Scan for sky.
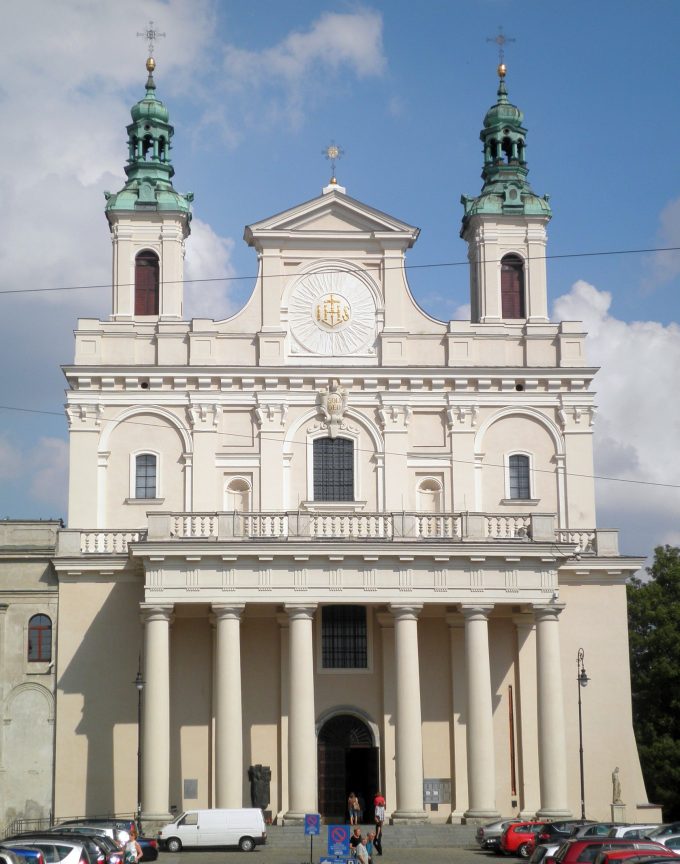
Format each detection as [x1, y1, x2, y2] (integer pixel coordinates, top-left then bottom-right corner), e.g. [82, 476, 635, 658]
[1, 0, 679, 566]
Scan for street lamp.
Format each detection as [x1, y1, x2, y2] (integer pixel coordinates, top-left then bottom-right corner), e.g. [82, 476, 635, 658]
[576, 648, 590, 820]
[134, 659, 145, 829]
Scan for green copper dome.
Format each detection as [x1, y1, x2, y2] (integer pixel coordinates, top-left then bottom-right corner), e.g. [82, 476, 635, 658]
[461, 69, 550, 233]
[105, 58, 193, 220]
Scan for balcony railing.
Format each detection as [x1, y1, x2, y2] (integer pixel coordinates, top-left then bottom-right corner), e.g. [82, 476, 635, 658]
[57, 512, 618, 557]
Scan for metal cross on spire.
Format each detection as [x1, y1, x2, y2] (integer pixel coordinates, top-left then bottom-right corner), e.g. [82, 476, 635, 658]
[322, 141, 344, 184]
[137, 20, 166, 57]
[487, 25, 515, 65]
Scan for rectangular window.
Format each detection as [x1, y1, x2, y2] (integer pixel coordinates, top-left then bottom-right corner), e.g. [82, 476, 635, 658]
[322, 605, 367, 669]
[135, 453, 157, 499]
[509, 454, 531, 499]
[313, 437, 354, 502]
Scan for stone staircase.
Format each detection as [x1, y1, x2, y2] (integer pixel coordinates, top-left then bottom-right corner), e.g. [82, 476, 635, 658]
[264, 824, 478, 849]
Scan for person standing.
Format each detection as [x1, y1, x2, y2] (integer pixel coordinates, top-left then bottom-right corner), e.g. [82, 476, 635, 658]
[373, 791, 385, 856]
[355, 835, 369, 864]
[348, 791, 359, 825]
[123, 827, 143, 864]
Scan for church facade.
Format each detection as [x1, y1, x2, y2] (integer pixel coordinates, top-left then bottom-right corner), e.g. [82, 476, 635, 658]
[53, 57, 655, 825]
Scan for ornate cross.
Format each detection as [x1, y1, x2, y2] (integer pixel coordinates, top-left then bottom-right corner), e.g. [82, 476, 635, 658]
[322, 141, 344, 183]
[137, 20, 166, 57]
[487, 26, 515, 65]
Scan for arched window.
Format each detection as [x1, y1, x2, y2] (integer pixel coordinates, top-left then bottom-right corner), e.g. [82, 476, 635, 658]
[135, 453, 157, 499]
[501, 254, 525, 319]
[509, 454, 531, 500]
[226, 477, 251, 511]
[313, 437, 354, 502]
[28, 614, 52, 662]
[135, 250, 159, 316]
[417, 478, 443, 513]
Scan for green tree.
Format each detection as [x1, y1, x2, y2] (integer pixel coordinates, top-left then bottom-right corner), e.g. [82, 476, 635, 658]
[627, 545, 680, 820]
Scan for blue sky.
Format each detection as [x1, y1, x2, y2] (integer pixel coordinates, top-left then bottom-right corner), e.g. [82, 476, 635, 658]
[1, 0, 679, 563]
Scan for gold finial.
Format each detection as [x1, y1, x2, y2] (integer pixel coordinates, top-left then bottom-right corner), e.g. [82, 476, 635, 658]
[323, 141, 344, 185]
[146, 56, 156, 73]
[497, 62, 506, 79]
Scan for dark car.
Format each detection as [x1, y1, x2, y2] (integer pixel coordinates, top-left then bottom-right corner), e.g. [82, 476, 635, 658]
[537, 823, 598, 846]
[0, 849, 45, 864]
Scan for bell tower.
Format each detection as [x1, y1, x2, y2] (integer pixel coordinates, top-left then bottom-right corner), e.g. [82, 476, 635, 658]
[104, 55, 192, 320]
[461, 64, 551, 324]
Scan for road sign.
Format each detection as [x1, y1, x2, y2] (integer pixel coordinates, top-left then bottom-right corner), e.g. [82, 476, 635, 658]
[328, 824, 350, 858]
[304, 813, 321, 836]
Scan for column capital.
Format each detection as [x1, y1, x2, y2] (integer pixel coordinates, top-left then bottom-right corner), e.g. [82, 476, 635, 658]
[445, 612, 464, 629]
[534, 603, 565, 623]
[376, 612, 394, 629]
[140, 604, 174, 624]
[285, 603, 317, 621]
[212, 603, 245, 621]
[460, 603, 494, 621]
[389, 603, 422, 622]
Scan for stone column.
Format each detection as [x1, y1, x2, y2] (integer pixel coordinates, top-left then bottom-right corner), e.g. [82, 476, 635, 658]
[284, 604, 317, 822]
[446, 614, 468, 821]
[535, 605, 571, 817]
[276, 613, 290, 822]
[513, 614, 540, 817]
[213, 604, 245, 808]
[141, 604, 173, 820]
[391, 604, 427, 822]
[377, 613, 397, 814]
[462, 604, 500, 820]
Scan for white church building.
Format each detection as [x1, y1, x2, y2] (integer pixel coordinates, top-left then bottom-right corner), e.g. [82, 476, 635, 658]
[52, 56, 656, 826]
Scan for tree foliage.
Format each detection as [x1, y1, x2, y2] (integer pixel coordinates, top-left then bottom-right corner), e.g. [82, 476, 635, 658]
[627, 545, 680, 820]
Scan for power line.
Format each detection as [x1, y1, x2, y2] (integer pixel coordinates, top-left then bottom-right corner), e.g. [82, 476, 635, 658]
[1, 402, 679, 491]
[1, 245, 679, 297]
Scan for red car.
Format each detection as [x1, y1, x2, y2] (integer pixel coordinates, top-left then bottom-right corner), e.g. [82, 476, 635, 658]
[545, 838, 668, 864]
[593, 849, 677, 864]
[501, 822, 549, 858]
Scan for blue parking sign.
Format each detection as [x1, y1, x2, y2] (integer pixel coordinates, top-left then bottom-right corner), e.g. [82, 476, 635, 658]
[304, 813, 321, 835]
[328, 824, 350, 857]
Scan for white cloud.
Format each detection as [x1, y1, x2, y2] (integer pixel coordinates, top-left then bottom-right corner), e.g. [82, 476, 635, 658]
[553, 280, 680, 557]
[184, 218, 237, 320]
[0, 437, 23, 481]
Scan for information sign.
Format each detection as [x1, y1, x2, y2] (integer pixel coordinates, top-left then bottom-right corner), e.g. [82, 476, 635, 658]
[327, 825, 350, 858]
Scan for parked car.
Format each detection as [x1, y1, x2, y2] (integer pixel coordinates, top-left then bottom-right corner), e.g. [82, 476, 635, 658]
[477, 820, 523, 852]
[0, 848, 45, 864]
[650, 836, 680, 853]
[593, 848, 677, 864]
[53, 825, 157, 862]
[647, 827, 680, 841]
[2, 838, 92, 864]
[546, 838, 668, 864]
[608, 828, 663, 841]
[46, 829, 122, 864]
[500, 822, 549, 858]
[158, 809, 267, 852]
[529, 843, 561, 864]
[537, 823, 598, 846]
[571, 826, 630, 840]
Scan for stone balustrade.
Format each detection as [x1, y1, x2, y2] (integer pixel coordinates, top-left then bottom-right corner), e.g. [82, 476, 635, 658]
[55, 513, 620, 557]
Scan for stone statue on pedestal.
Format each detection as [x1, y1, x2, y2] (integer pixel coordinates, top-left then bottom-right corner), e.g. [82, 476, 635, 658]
[248, 764, 271, 810]
[612, 767, 623, 804]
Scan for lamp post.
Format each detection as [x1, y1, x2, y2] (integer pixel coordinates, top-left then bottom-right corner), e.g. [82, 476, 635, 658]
[134, 660, 145, 829]
[576, 648, 590, 820]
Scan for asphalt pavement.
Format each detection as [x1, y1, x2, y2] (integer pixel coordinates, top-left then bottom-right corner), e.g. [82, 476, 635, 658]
[160, 846, 490, 864]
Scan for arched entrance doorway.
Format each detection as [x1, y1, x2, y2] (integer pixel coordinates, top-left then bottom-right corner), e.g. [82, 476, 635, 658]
[318, 714, 379, 823]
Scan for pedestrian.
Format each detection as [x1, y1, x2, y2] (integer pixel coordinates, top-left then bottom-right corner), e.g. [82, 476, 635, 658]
[348, 791, 359, 825]
[366, 831, 375, 864]
[123, 826, 143, 864]
[373, 791, 385, 856]
[355, 835, 369, 864]
[350, 826, 362, 855]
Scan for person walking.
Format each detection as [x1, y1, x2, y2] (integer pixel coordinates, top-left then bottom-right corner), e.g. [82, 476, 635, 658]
[348, 791, 360, 825]
[355, 835, 369, 864]
[373, 792, 385, 856]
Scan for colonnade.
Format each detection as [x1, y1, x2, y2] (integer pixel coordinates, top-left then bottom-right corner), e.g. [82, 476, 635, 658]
[139, 601, 570, 822]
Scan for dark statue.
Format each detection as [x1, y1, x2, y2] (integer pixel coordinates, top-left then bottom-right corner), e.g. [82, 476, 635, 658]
[248, 764, 271, 810]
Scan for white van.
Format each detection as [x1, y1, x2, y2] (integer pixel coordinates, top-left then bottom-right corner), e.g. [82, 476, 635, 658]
[159, 808, 267, 852]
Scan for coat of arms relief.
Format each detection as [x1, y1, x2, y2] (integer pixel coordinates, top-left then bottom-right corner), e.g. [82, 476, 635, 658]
[309, 381, 357, 438]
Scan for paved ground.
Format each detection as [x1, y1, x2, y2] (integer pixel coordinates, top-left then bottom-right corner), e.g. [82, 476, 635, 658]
[161, 846, 490, 864]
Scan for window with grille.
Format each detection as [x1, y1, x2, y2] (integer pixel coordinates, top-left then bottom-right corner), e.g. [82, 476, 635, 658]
[501, 254, 525, 319]
[313, 437, 354, 501]
[135, 250, 160, 315]
[509, 454, 531, 499]
[135, 453, 157, 499]
[28, 614, 52, 662]
[322, 606, 367, 669]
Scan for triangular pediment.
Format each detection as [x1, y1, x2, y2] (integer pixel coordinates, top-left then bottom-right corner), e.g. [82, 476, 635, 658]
[244, 188, 419, 246]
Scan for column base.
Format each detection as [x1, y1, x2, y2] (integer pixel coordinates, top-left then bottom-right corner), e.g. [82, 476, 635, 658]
[536, 808, 572, 819]
[282, 811, 309, 826]
[449, 810, 467, 824]
[463, 808, 501, 825]
[390, 809, 429, 824]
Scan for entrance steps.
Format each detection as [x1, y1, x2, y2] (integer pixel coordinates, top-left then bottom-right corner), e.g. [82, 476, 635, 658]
[264, 824, 477, 849]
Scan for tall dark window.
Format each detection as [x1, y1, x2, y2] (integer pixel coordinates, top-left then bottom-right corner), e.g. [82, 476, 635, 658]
[313, 437, 354, 501]
[28, 614, 52, 662]
[509, 454, 531, 500]
[135, 453, 157, 499]
[501, 254, 525, 319]
[135, 250, 160, 315]
[322, 606, 367, 669]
